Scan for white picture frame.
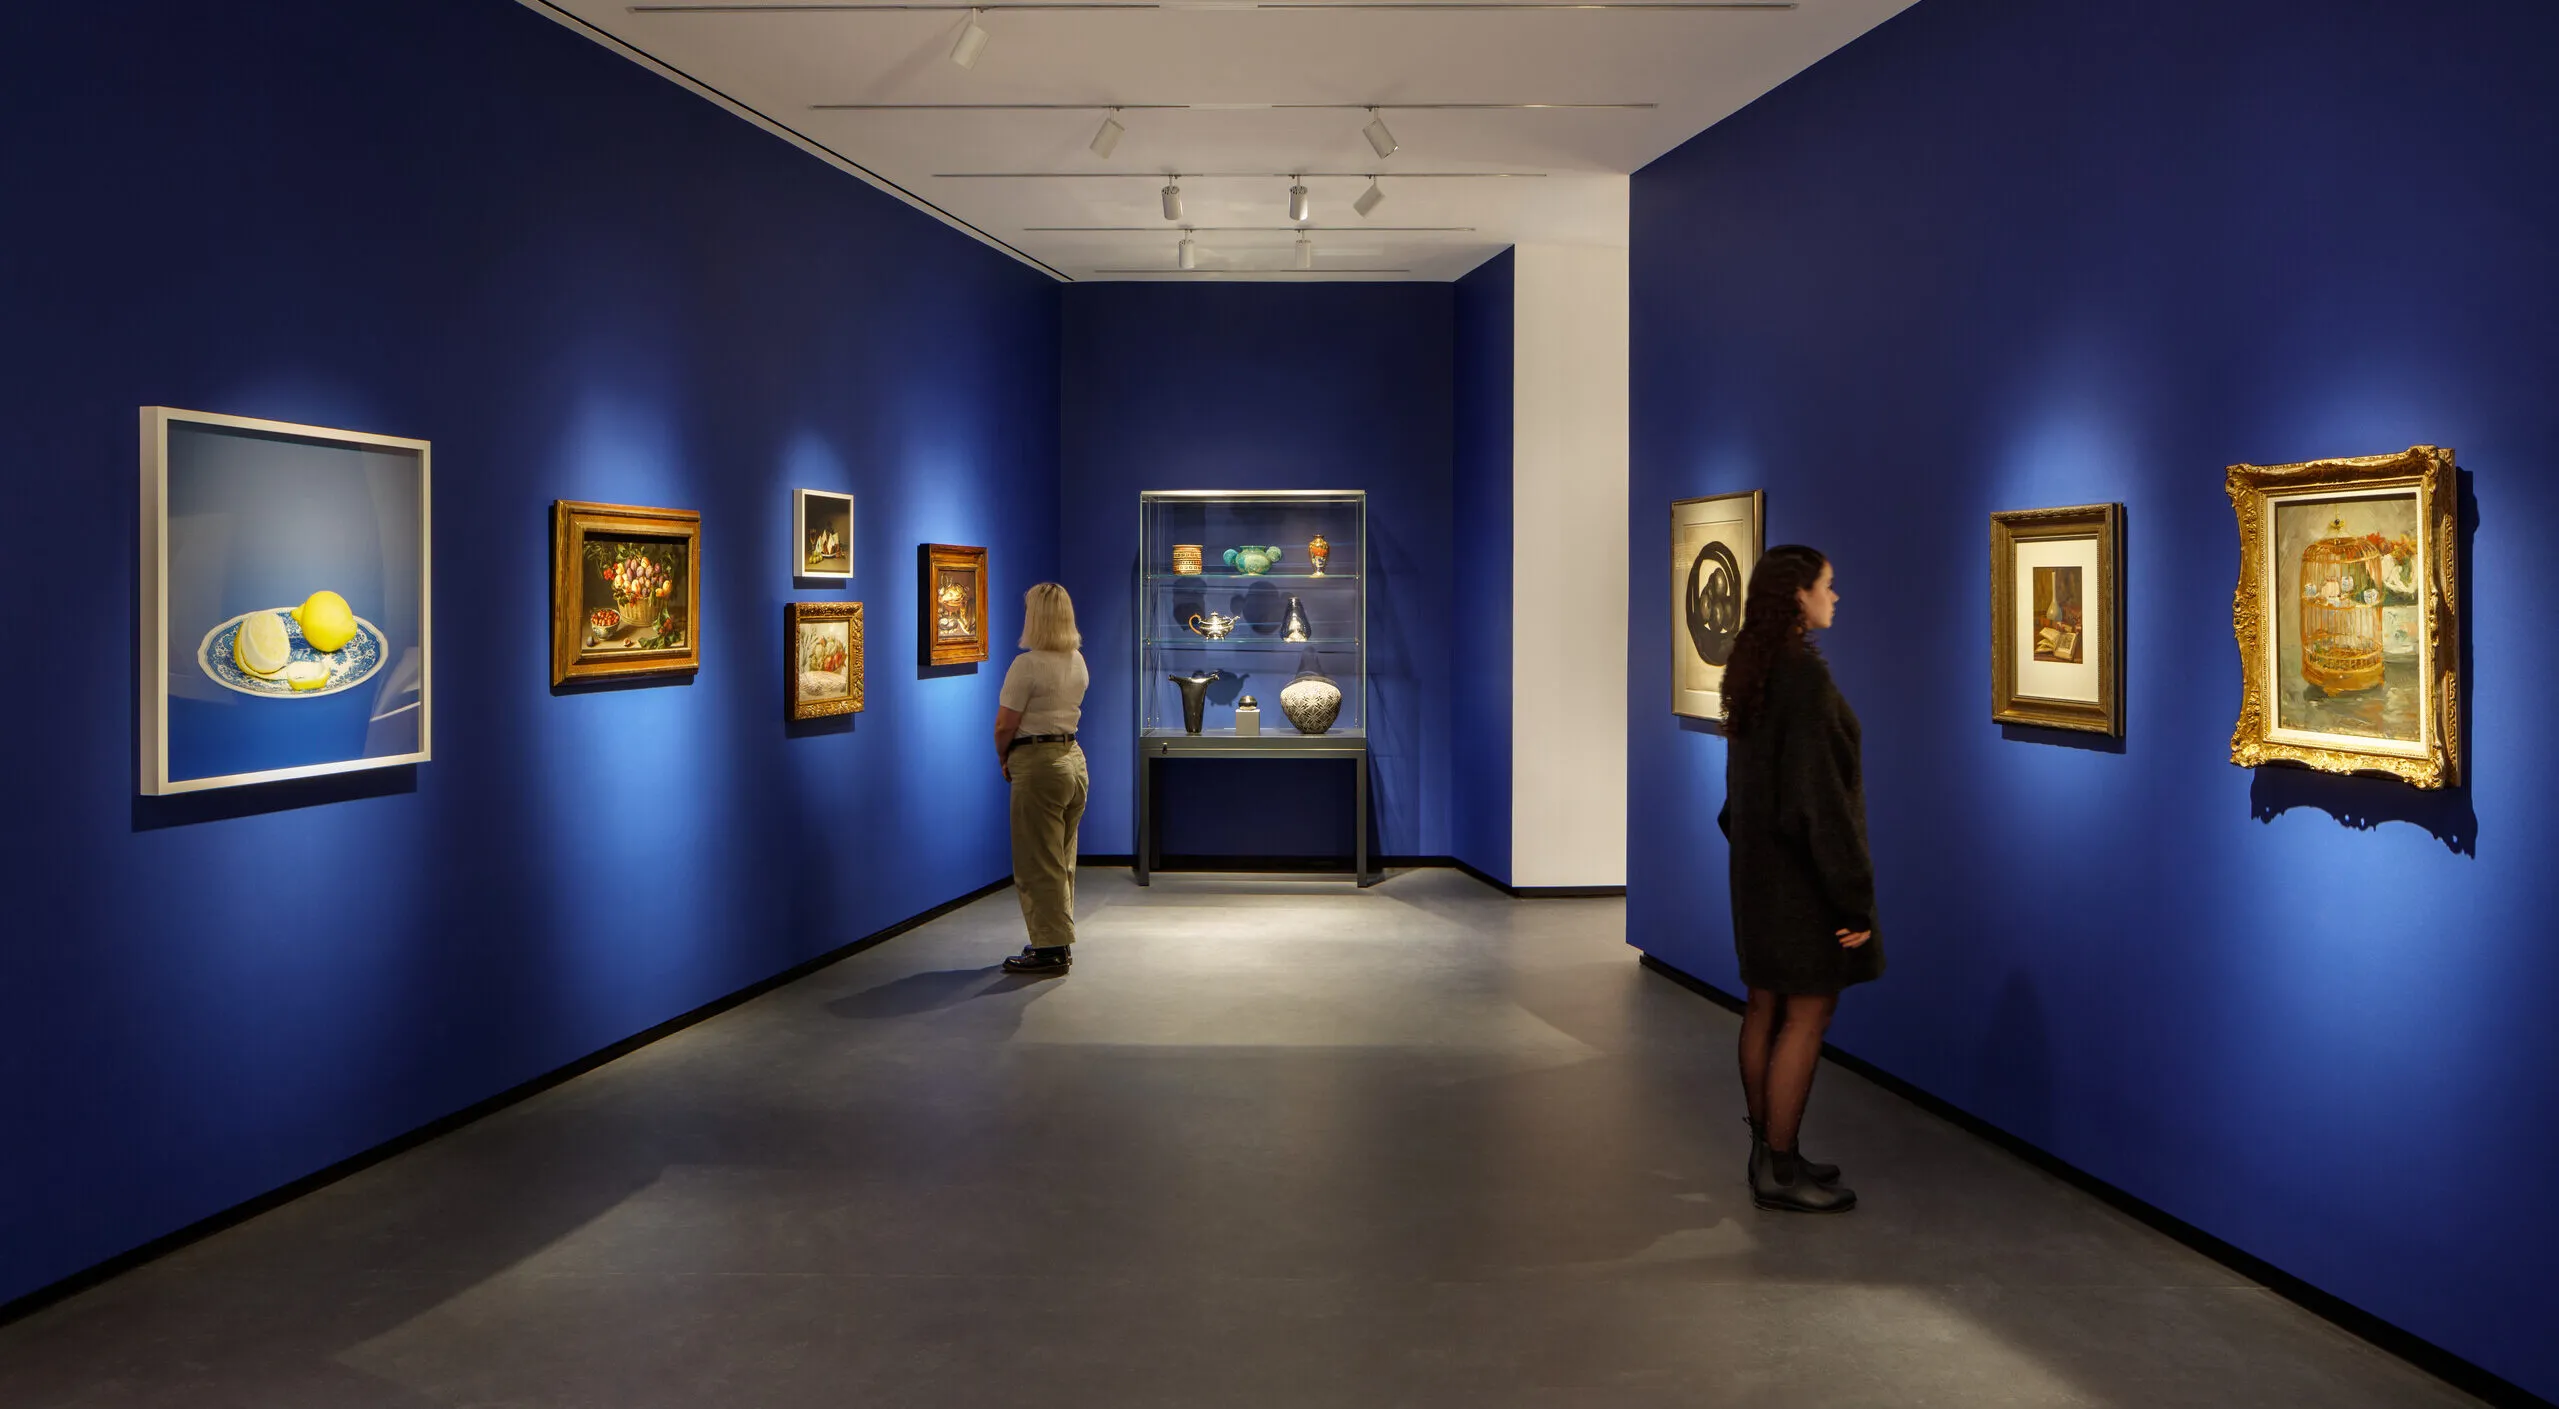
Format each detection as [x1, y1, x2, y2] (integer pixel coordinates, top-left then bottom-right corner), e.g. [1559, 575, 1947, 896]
[794, 488, 855, 581]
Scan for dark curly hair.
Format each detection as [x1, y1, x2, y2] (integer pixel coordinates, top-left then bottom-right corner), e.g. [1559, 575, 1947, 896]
[1720, 545, 1829, 737]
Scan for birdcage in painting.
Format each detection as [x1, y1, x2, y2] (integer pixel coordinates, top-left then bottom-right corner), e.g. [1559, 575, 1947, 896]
[2299, 520, 2386, 693]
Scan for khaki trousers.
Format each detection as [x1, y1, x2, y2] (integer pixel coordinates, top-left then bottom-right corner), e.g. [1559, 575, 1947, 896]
[1008, 741, 1088, 948]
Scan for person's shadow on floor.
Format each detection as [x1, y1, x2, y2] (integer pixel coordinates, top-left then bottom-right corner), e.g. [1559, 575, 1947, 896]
[825, 966, 1055, 1019]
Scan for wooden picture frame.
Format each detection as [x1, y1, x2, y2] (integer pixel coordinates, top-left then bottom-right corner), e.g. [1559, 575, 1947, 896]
[920, 543, 990, 666]
[2227, 446, 2458, 788]
[787, 600, 864, 720]
[1991, 503, 2123, 736]
[552, 501, 702, 685]
[1670, 490, 1763, 721]
[794, 488, 854, 581]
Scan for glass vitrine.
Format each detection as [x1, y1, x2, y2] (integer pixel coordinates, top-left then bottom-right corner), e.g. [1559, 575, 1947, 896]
[1136, 490, 1366, 740]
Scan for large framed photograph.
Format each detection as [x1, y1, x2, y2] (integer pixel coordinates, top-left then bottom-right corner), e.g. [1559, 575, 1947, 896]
[552, 501, 701, 685]
[794, 488, 853, 581]
[1991, 503, 2123, 736]
[139, 407, 431, 795]
[2228, 446, 2458, 788]
[1670, 491, 1763, 721]
[788, 601, 864, 720]
[921, 543, 989, 666]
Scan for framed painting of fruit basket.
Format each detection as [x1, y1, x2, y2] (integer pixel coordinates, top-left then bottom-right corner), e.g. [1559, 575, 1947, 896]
[787, 601, 864, 720]
[140, 407, 433, 796]
[2228, 445, 2459, 788]
[553, 501, 702, 685]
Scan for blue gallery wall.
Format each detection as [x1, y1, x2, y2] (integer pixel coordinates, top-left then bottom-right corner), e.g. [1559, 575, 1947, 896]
[1059, 283, 1455, 860]
[0, 0, 1058, 1307]
[1628, 0, 2556, 1397]
[1449, 253, 1515, 884]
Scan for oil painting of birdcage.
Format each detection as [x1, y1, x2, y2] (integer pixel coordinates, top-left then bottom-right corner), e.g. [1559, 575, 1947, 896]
[2227, 446, 2458, 789]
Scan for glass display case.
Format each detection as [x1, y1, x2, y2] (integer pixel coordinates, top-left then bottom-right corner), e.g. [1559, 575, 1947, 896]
[1134, 489, 1375, 885]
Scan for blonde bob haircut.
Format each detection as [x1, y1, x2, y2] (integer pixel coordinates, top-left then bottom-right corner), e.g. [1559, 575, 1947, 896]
[1019, 582, 1082, 652]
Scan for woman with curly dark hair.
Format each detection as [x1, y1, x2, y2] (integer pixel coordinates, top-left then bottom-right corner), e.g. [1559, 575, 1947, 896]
[1717, 544, 1879, 1214]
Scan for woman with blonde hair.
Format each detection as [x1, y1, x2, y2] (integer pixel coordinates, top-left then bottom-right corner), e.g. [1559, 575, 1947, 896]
[993, 582, 1090, 975]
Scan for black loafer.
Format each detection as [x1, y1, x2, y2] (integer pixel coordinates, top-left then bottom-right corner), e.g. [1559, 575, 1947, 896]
[1002, 946, 1071, 975]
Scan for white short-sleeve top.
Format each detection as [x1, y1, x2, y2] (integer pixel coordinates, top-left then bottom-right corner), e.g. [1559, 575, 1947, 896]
[999, 649, 1090, 736]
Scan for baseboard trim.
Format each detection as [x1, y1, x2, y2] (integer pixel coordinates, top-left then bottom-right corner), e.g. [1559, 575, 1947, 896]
[1074, 854, 1627, 899]
[1450, 857, 1626, 899]
[1636, 953, 2552, 1409]
[0, 875, 1015, 1330]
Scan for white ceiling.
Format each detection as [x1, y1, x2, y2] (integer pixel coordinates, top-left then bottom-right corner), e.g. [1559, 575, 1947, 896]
[532, 0, 1916, 281]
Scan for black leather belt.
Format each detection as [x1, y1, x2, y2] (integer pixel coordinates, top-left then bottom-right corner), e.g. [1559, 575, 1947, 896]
[1008, 732, 1078, 752]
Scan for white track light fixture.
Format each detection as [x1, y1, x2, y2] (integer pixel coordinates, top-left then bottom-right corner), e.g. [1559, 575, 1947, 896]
[948, 9, 990, 68]
[1363, 109, 1400, 159]
[1352, 176, 1385, 218]
[1296, 233, 1314, 270]
[1089, 109, 1125, 158]
[1288, 177, 1311, 223]
[1177, 234, 1196, 270]
[1161, 179, 1183, 221]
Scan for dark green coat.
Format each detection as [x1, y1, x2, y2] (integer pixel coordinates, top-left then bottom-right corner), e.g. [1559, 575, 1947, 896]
[1719, 651, 1883, 995]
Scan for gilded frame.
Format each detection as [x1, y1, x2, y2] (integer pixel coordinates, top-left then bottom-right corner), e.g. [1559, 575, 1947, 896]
[1990, 503, 2122, 736]
[2227, 445, 2458, 788]
[552, 500, 703, 685]
[787, 600, 865, 720]
[920, 543, 990, 666]
[1670, 489, 1764, 722]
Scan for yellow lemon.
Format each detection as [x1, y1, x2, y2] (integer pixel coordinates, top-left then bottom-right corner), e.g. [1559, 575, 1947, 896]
[234, 611, 292, 677]
[285, 662, 330, 691]
[292, 591, 358, 652]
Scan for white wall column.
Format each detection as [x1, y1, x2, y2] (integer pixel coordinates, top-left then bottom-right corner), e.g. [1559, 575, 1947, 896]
[1510, 235, 1630, 887]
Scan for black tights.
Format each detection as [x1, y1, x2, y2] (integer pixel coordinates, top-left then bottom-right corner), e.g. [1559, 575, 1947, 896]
[1738, 987, 1837, 1153]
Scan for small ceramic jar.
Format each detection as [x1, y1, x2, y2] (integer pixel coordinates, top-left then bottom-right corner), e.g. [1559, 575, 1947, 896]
[1171, 544, 1204, 575]
[1307, 534, 1331, 576]
[1234, 695, 1261, 736]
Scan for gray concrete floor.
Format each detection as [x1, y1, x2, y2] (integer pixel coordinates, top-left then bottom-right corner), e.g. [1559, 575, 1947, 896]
[0, 868, 2479, 1408]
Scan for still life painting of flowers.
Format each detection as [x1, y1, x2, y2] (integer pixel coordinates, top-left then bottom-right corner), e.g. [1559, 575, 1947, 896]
[2273, 494, 2423, 743]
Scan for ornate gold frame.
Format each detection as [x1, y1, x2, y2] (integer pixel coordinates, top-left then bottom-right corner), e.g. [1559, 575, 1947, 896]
[1990, 502, 2122, 736]
[920, 543, 990, 667]
[2227, 445, 2458, 788]
[787, 600, 865, 720]
[552, 501, 702, 685]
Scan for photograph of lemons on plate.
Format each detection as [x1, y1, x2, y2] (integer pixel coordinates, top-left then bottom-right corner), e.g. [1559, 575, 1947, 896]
[197, 589, 389, 699]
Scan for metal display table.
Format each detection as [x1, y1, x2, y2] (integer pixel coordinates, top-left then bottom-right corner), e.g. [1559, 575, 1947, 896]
[1133, 731, 1377, 887]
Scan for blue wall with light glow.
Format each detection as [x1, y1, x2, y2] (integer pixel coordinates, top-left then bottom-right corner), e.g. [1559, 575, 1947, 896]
[1627, 0, 2557, 1397]
[1059, 282, 1455, 862]
[0, 0, 1057, 1309]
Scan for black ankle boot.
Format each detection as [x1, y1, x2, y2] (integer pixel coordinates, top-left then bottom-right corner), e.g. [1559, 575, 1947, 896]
[1748, 1118, 1840, 1187]
[1752, 1148, 1856, 1214]
[1002, 945, 1071, 975]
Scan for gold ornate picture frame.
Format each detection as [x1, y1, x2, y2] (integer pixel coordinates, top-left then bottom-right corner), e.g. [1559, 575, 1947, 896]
[552, 501, 702, 685]
[920, 543, 989, 667]
[787, 601, 864, 720]
[2227, 446, 2458, 788]
[1991, 503, 2122, 736]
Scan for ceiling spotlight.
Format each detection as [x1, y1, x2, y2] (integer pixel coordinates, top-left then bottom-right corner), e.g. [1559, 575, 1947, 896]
[1352, 176, 1385, 218]
[1089, 109, 1125, 158]
[948, 9, 990, 68]
[1363, 109, 1399, 159]
[1177, 235, 1196, 270]
[1288, 177, 1310, 223]
[1161, 179, 1183, 221]
[1296, 233, 1314, 270]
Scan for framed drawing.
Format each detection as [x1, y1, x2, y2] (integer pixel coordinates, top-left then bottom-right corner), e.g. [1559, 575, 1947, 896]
[1991, 503, 2123, 736]
[794, 488, 853, 581]
[140, 408, 432, 795]
[921, 543, 989, 666]
[552, 501, 701, 685]
[787, 601, 864, 720]
[1670, 491, 1763, 721]
[2228, 446, 2458, 788]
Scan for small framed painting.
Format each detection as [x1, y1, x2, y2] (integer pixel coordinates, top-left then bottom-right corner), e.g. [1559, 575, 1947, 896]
[921, 543, 989, 666]
[1670, 491, 1763, 721]
[794, 488, 853, 580]
[1991, 503, 2123, 736]
[2227, 446, 2458, 788]
[552, 501, 701, 685]
[787, 601, 864, 720]
[139, 407, 432, 795]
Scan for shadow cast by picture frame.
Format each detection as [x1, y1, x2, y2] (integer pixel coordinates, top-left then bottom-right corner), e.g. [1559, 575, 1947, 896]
[550, 672, 695, 699]
[2248, 765, 2477, 856]
[133, 764, 417, 831]
[1999, 721, 2125, 755]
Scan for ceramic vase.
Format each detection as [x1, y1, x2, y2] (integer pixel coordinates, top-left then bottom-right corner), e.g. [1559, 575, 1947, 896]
[1171, 671, 1220, 733]
[1307, 535, 1331, 576]
[1171, 545, 1204, 575]
[1225, 545, 1282, 575]
[1279, 673, 1343, 735]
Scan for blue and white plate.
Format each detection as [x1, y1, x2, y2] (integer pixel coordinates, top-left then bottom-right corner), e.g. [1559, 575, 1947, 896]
[197, 608, 388, 699]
